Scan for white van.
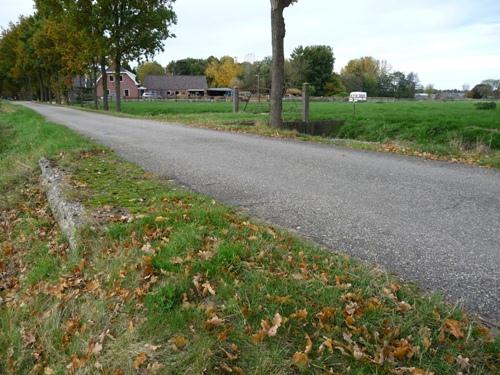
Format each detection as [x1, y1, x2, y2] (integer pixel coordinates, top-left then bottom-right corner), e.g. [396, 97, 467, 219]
[349, 92, 367, 102]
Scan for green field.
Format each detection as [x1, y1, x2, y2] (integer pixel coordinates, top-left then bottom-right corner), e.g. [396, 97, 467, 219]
[107, 100, 500, 166]
[118, 100, 500, 149]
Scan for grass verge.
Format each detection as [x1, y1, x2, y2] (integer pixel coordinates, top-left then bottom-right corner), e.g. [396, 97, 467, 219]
[1, 102, 498, 374]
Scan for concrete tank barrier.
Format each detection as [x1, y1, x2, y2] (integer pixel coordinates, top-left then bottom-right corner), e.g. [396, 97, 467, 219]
[39, 158, 89, 251]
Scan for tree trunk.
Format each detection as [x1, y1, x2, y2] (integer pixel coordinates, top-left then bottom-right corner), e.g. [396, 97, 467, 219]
[38, 74, 44, 102]
[92, 60, 99, 109]
[100, 55, 109, 111]
[114, 55, 121, 112]
[270, 0, 289, 128]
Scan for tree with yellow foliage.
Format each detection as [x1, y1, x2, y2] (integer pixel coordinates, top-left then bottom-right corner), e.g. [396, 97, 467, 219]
[205, 56, 243, 88]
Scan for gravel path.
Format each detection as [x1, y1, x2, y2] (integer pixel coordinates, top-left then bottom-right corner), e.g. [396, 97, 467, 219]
[21, 102, 500, 324]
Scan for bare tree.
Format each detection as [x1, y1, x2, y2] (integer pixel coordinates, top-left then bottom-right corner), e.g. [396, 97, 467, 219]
[270, 0, 297, 128]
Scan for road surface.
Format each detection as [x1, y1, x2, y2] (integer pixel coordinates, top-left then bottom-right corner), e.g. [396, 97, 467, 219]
[21, 102, 500, 324]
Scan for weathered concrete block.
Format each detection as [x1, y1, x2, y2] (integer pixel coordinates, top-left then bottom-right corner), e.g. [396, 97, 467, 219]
[39, 158, 88, 251]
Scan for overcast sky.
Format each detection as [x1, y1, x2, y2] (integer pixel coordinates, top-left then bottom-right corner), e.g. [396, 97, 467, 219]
[2, 0, 499, 89]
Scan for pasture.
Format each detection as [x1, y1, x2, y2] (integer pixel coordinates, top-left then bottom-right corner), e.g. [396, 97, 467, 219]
[119, 100, 499, 149]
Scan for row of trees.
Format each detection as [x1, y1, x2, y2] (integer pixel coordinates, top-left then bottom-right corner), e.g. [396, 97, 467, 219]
[157, 50, 420, 99]
[0, 0, 177, 112]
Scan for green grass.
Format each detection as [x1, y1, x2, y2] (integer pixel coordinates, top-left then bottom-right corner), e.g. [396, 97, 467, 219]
[87, 99, 500, 167]
[1, 102, 498, 374]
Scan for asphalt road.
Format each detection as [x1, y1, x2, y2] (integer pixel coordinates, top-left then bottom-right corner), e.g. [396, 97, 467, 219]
[21, 102, 500, 324]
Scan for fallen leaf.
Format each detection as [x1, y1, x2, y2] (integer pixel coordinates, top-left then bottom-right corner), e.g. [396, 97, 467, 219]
[304, 334, 313, 354]
[205, 315, 225, 329]
[221, 347, 238, 361]
[202, 281, 216, 296]
[85, 280, 100, 293]
[87, 341, 103, 356]
[292, 352, 309, 368]
[419, 327, 432, 350]
[267, 313, 282, 336]
[21, 328, 36, 347]
[456, 355, 470, 370]
[132, 352, 147, 369]
[170, 335, 188, 350]
[318, 337, 334, 354]
[146, 362, 166, 373]
[444, 319, 463, 339]
[290, 309, 308, 320]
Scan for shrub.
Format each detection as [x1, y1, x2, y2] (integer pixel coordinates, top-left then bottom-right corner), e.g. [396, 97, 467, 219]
[475, 102, 497, 110]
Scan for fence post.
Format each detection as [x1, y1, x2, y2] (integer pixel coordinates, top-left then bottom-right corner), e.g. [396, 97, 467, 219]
[233, 86, 239, 113]
[302, 83, 310, 123]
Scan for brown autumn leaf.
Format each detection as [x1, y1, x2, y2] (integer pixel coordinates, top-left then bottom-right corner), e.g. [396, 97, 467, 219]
[84, 279, 100, 293]
[251, 330, 267, 344]
[21, 328, 36, 347]
[419, 327, 432, 350]
[205, 315, 225, 330]
[169, 335, 188, 350]
[2, 242, 14, 256]
[318, 337, 334, 354]
[443, 319, 464, 339]
[290, 309, 308, 320]
[87, 341, 103, 357]
[267, 313, 282, 337]
[146, 362, 166, 374]
[292, 351, 309, 368]
[66, 355, 87, 372]
[392, 339, 415, 360]
[317, 307, 335, 324]
[202, 281, 216, 296]
[221, 347, 238, 361]
[132, 352, 147, 369]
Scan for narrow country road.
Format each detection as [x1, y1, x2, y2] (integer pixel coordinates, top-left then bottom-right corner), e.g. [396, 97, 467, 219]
[21, 102, 500, 324]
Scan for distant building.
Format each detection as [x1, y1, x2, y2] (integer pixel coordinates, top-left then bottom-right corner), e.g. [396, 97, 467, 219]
[206, 88, 233, 97]
[143, 75, 208, 98]
[415, 93, 430, 100]
[96, 68, 145, 99]
[435, 91, 466, 100]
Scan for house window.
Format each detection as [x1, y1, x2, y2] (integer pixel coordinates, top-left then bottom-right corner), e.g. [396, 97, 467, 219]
[124, 89, 129, 97]
[106, 89, 110, 95]
[109, 75, 114, 82]
[119, 75, 123, 81]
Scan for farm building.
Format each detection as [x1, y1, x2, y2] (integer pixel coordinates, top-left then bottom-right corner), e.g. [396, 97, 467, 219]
[96, 68, 145, 99]
[143, 75, 208, 98]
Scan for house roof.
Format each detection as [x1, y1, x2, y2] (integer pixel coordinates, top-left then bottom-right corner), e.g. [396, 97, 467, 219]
[97, 68, 139, 86]
[143, 75, 208, 91]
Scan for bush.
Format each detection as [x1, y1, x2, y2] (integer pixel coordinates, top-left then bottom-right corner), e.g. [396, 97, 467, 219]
[475, 102, 497, 110]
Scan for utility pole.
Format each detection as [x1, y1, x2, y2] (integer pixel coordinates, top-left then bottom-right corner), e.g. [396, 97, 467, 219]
[256, 74, 261, 103]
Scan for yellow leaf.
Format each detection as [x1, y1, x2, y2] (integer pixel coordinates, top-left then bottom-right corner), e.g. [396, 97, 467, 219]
[292, 351, 309, 367]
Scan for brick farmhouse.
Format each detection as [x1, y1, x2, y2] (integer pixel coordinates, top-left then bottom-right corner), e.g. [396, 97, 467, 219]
[96, 68, 145, 99]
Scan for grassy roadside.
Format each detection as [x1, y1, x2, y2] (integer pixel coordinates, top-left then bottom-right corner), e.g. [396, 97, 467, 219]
[75, 100, 500, 168]
[1, 102, 498, 374]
